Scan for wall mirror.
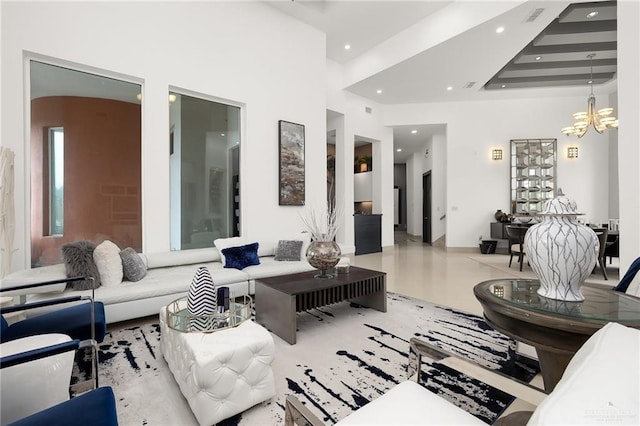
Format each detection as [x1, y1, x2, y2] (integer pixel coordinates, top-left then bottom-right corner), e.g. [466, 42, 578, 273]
[510, 138, 557, 215]
[169, 92, 240, 251]
[30, 60, 141, 267]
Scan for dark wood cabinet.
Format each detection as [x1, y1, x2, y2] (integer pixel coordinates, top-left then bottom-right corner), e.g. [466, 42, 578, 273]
[354, 214, 382, 255]
[490, 222, 533, 240]
[490, 222, 507, 239]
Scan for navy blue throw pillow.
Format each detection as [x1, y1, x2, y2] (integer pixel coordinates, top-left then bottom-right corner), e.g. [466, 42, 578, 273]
[221, 242, 260, 270]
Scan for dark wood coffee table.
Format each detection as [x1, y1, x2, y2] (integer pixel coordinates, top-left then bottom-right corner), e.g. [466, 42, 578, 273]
[474, 279, 640, 392]
[255, 266, 386, 344]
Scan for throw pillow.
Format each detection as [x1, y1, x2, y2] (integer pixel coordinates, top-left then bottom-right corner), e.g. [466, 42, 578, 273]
[119, 247, 147, 282]
[93, 240, 123, 287]
[274, 240, 303, 261]
[221, 242, 260, 270]
[60, 240, 101, 290]
[214, 237, 246, 265]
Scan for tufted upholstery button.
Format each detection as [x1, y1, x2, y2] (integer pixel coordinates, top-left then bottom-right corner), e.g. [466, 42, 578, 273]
[159, 307, 275, 426]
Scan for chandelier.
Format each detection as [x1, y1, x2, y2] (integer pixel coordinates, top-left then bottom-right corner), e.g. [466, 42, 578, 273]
[561, 54, 618, 138]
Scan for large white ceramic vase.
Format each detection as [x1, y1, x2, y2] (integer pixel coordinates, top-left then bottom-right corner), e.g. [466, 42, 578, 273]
[524, 194, 598, 302]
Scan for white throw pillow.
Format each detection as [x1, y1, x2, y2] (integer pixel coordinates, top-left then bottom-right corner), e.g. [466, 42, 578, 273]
[93, 240, 123, 287]
[214, 237, 246, 265]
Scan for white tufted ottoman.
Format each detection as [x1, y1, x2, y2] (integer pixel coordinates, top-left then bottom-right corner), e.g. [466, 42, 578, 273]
[159, 306, 276, 426]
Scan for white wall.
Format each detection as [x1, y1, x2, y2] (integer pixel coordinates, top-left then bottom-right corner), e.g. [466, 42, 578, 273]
[617, 0, 640, 292]
[326, 75, 394, 250]
[385, 96, 611, 248]
[1, 1, 326, 272]
[431, 133, 447, 241]
[404, 134, 446, 243]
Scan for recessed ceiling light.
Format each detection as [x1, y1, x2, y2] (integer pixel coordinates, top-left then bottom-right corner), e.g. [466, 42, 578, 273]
[411, 130, 417, 134]
[344, 44, 351, 50]
[396, 148, 402, 152]
[535, 56, 542, 61]
[446, 86, 453, 91]
[496, 27, 505, 34]
[501, 84, 506, 88]
[588, 80, 593, 84]
[220, 133, 225, 137]
[376, 89, 382, 94]
[587, 11, 598, 18]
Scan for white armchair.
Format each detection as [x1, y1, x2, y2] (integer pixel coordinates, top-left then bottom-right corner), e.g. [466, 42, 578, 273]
[0, 334, 76, 425]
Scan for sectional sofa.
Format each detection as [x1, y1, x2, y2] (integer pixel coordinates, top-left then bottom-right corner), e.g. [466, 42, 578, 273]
[1, 237, 315, 324]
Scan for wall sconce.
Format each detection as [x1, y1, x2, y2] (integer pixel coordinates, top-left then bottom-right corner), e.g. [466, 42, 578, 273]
[567, 146, 579, 159]
[492, 149, 503, 160]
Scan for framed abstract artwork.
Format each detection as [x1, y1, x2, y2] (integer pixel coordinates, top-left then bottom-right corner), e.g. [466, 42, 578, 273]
[278, 120, 305, 205]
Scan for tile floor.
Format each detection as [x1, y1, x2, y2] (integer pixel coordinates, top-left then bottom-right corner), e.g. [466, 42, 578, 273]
[348, 231, 619, 318]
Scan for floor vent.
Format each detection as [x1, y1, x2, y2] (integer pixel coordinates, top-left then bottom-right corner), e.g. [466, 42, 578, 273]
[525, 8, 544, 23]
[463, 81, 476, 89]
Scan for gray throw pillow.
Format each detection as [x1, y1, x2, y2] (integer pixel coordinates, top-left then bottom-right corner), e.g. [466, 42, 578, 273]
[274, 240, 303, 261]
[119, 247, 147, 282]
[61, 240, 101, 290]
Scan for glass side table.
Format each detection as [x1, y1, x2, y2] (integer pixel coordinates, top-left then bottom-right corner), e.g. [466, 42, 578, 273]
[165, 295, 252, 333]
[474, 279, 640, 392]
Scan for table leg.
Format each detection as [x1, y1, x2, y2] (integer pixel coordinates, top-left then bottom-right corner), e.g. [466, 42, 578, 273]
[350, 289, 387, 312]
[349, 276, 387, 312]
[535, 348, 573, 392]
[255, 282, 297, 345]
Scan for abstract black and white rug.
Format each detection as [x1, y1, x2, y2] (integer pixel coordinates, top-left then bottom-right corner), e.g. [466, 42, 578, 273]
[78, 293, 538, 425]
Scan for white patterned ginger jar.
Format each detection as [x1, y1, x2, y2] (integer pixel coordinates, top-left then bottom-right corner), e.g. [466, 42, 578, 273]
[524, 194, 598, 302]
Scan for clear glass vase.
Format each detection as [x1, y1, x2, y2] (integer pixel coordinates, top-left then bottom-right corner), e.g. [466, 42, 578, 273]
[306, 241, 341, 279]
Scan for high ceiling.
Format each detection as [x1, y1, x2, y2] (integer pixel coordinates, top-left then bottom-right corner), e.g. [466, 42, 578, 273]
[30, 2, 619, 164]
[484, 1, 616, 90]
[268, 0, 618, 162]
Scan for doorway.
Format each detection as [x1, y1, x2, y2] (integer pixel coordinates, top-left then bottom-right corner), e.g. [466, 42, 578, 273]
[422, 171, 432, 244]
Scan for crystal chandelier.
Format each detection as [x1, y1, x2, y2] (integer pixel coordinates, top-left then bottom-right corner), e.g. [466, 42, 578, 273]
[561, 54, 618, 138]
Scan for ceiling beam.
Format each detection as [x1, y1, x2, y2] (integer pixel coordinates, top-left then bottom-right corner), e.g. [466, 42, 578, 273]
[505, 58, 616, 71]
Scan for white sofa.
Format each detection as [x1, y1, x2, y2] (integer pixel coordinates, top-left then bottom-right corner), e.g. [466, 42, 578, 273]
[1, 239, 315, 324]
[286, 322, 640, 425]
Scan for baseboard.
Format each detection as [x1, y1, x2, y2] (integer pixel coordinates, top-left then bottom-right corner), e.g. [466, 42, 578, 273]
[432, 235, 446, 249]
[444, 247, 480, 254]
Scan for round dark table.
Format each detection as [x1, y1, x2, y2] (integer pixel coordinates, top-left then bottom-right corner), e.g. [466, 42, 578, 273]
[474, 279, 640, 392]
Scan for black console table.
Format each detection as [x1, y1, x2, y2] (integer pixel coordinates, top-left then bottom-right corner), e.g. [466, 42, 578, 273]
[354, 214, 382, 255]
[490, 222, 533, 239]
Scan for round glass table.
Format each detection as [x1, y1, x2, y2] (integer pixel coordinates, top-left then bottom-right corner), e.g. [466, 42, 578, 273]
[165, 295, 252, 333]
[474, 279, 640, 392]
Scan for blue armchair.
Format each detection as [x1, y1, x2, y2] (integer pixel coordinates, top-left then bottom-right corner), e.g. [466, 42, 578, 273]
[0, 276, 106, 344]
[0, 335, 117, 426]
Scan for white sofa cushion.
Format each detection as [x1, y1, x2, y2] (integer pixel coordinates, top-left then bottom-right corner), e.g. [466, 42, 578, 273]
[243, 256, 314, 281]
[336, 380, 485, 425]
[528, 322, 640, 425]
[28, 262, 248, 307]
[0, 264, 67, 295]
[145, 248, 220, 269]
